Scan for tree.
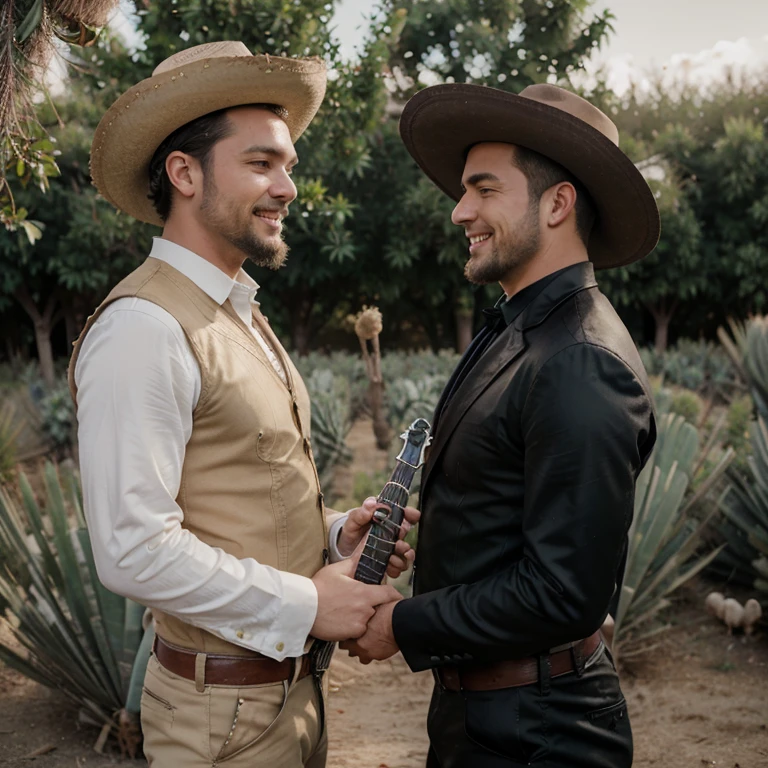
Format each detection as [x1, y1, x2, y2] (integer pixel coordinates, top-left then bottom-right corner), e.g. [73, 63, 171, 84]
[2, 0, 618, 364]
[598, 78, 768, 348]
[347, 0, 616, 351]
[1, 0, 120, 231]
[127, 0, 406, 353]
[0, 69, 150, 384]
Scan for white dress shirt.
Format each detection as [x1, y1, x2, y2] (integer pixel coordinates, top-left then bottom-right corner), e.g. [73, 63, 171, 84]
[75, 238, 347, 661]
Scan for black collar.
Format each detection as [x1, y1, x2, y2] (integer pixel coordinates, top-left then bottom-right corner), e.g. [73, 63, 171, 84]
[482, 262, 596, 331]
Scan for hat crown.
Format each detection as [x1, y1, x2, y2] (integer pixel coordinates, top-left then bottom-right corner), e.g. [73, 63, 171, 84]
[519, 84, 619, 147]
[153, 41, 252, 76]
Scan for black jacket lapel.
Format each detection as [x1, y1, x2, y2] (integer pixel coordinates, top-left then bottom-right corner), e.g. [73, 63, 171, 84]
[422, 326, 526, 490]
[421, 262, 598, 492]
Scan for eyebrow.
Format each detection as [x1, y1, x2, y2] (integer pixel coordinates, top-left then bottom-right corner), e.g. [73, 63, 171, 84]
[461, 172, 501, 192]
[241, 145, 299, 167]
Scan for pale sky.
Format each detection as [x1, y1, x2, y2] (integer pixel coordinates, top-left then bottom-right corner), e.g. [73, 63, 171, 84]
[334, 0, 768, 93]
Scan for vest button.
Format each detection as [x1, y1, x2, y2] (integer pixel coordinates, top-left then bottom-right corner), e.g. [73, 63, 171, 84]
[275, 641, 284, 652]
[236, 630, 244, 639]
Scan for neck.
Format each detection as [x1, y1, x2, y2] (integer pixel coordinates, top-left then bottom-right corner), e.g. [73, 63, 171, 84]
[162, 217, 243, 280]
[500, 240, 588, 298]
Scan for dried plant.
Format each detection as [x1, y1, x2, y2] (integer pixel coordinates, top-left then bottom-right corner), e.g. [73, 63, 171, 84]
[350, 306, 391, 449]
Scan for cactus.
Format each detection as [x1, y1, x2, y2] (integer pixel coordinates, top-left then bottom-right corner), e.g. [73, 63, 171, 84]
[0, 463, 150, 756]
[614, 413, 733, 655]
[304, 369, 353, 490]
[715, 316, 768, 607]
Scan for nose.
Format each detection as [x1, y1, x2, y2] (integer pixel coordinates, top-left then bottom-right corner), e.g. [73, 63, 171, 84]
[451, 193, 475, 226]
[270, 168, 297, 204]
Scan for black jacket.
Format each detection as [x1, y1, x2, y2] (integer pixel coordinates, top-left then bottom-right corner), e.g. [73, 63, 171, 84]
[392, 262, 656, 672]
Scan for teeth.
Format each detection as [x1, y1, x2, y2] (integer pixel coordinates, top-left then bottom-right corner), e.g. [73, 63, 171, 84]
[469, 234, 491, 245]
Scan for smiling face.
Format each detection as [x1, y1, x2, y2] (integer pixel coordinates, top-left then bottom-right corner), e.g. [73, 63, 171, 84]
[451, 142, 541, 287]
[197, 106, 298, 270]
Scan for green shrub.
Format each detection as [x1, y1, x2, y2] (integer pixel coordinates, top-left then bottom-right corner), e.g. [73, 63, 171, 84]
[0, 402, 23, 479]
[615, 413, 733, 657]
[725, 394, 754, 475]
[38, 382, 76, 454]
[670, 390, 703, 424]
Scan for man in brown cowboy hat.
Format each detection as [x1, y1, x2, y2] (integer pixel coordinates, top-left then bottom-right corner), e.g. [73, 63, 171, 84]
[342, 83, 659, 767]
[69, 41, 417, 767]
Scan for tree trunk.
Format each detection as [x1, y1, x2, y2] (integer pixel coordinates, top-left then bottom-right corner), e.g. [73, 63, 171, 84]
[14, 285, 58, 387]
[653, 318, 669, 353]
[290, 290, 315, 356]
[646, 298, 678, 353]
[368, 379, 391, 450]
[455, 308, 473, 354]
[33, 321, 56, 386]
[64, 305, 81, 347]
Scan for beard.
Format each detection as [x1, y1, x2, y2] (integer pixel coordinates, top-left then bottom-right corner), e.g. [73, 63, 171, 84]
[464, 200, 540, 286]
[200, 174, 289, 270]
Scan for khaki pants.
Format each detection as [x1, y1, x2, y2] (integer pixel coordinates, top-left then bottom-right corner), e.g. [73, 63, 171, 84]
[140, 653, 327, 767]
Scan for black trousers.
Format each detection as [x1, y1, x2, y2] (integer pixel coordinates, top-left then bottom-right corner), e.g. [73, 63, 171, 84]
[425, 645, 632, 767]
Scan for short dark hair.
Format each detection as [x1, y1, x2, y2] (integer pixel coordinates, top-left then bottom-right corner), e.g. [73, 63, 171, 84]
[511, 146, 597, 246]
[147, 103, 289, 221]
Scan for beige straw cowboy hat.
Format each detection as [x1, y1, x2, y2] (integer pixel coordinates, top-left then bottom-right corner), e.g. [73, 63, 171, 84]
[399, 83, 660, 269]
[90, 41, 327, 226]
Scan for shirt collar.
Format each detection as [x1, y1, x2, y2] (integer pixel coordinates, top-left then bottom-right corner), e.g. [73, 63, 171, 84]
[497, 263, 584, 327]
[149, 237, 260, 306]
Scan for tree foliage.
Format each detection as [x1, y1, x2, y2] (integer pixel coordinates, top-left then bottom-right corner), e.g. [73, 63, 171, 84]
[597, 77, 768, 349]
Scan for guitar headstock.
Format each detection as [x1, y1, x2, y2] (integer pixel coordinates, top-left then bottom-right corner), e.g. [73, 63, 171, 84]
[395, 418, 433, 469]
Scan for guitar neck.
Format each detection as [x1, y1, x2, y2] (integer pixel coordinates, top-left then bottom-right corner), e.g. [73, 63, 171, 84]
[377, 460, 418, 509]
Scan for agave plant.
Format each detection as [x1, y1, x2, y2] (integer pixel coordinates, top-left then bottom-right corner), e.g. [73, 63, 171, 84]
[614, 413, 734, 657]
[0, 462, 151, 756]
[716, 417, 768, 596]
[304, 368, 353, 489]
[386, 374, 447, 434]
[714, 315, 768, 602]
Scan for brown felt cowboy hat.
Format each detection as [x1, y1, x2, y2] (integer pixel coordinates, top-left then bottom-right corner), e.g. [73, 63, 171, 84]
[399, 83, 660, 269]
[90, 41, 327, 227]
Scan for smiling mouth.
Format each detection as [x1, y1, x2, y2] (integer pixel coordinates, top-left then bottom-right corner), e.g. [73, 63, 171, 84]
[253, 211, 284, 230]
[468, 233, 492, 252]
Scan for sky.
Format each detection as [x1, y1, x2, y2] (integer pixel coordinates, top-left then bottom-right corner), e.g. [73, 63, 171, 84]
[333, 0, 768, 94]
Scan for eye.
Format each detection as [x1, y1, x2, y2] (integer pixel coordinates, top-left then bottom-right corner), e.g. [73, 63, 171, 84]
[479, 187, 493, 195]
[249, 160, 269, 169]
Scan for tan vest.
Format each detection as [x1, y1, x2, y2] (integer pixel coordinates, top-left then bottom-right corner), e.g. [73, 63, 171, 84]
[69, 258, 328, 655]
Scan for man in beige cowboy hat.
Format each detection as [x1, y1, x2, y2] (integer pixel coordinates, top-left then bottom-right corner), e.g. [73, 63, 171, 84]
[69, 41, 417, 767]
[342, 83, 659, 767]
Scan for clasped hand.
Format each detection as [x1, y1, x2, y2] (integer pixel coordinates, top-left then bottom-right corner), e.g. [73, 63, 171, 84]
[310, 498, 417, 663]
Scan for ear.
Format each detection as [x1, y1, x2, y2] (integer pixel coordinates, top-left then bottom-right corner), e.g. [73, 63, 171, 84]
[165, 151, 202, 201]
[545, 181, 577, 229]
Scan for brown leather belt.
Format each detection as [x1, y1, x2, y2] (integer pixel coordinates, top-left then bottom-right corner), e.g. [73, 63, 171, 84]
[154, 636, 312, 687]
[437, 632, 602, 692]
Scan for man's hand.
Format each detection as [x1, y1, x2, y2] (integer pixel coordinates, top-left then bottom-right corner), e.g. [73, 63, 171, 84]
[338, 497, 420, 579]
[310, 557, 401, 641]
[340, 600, 400, 664]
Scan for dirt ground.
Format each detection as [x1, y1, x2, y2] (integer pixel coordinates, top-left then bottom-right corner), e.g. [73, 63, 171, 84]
[1, 421, 767, 767]
[1, 608, 767, 767]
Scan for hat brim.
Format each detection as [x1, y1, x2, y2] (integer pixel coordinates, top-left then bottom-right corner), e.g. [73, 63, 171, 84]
[399, 84, 660, 269]
[91, 55, 326, 226]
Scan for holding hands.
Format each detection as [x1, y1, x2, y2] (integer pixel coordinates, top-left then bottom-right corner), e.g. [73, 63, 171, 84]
[310, 497, 418, 660]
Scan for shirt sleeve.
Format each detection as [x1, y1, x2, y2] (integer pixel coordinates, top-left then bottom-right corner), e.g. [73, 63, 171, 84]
[75, 298, 318, 661]
[326, 511, 351, 562]
[393, 343, 654, 670]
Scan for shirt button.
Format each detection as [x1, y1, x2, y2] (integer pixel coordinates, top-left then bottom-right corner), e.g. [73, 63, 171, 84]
[275, 641, 285, 652]
[236, 630, 244, 639]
